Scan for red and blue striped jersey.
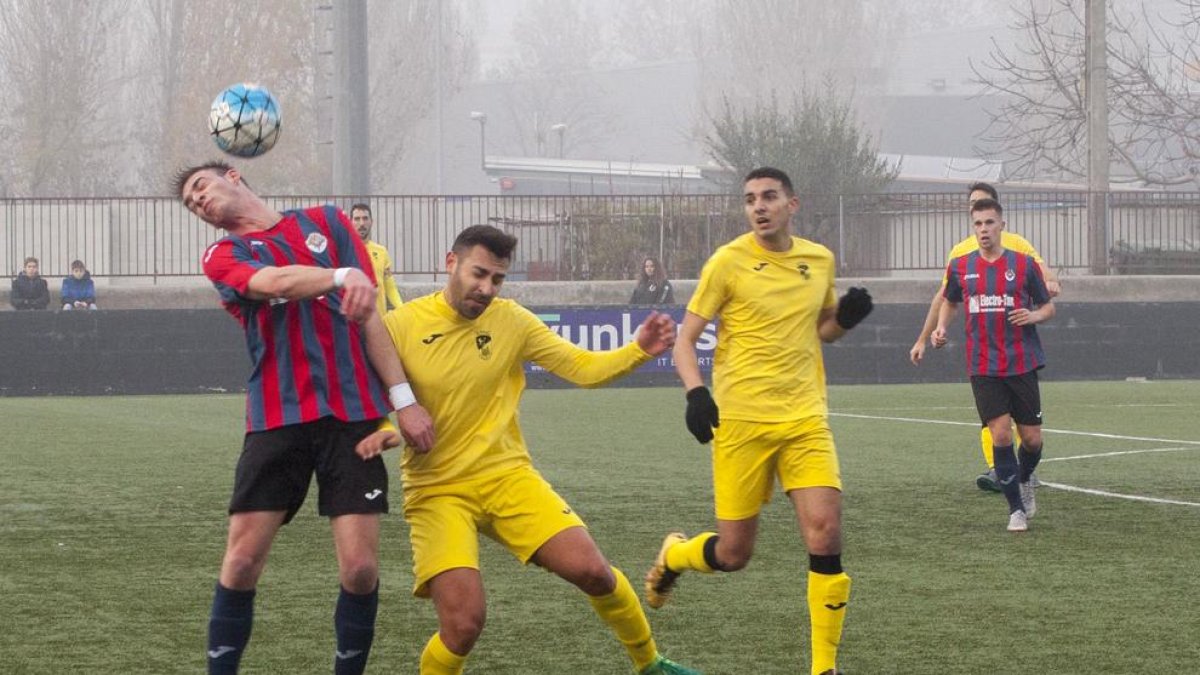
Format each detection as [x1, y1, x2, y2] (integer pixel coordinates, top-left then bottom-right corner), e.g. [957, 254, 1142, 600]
[943, 249, 1051, 377]
[202, 205, 389, 431]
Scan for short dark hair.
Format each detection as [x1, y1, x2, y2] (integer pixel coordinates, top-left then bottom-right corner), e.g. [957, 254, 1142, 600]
[970, 197, 1003, 217]
[23, 256, 38, 265]
[967, 182, 999, 201]
[452, 225, 518, 260]
[350, 202, 372, 217]
[172, 160, 248, 198]
[70, 259, 86, 270]
[744, 167, 795, 195]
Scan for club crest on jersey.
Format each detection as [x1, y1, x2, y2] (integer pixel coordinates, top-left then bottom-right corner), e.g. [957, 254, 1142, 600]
[796, 262, 810, 279]
[306, 232, 328, 254]
[1005, 269, 1016, 282]
[475, 331, 493, 360]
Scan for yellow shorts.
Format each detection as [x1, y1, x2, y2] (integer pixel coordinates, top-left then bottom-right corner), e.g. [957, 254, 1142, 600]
[713, 416, 842, 521]
[402, 466, 586, 597]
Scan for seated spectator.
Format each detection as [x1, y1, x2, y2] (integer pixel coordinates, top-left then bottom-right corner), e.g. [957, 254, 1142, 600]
[629, 256, 674, 305]
[60, 259, 98, 310]
[11, 256, 50, 310]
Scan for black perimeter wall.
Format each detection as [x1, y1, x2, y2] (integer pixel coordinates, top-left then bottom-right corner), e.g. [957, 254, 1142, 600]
[2, 304, 1198, 396]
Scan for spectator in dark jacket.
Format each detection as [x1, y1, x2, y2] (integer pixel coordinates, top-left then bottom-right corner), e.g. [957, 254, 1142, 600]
[11, 256, 50, 310]
[630, 256, 674, 305]
[61, 259, 98, 310]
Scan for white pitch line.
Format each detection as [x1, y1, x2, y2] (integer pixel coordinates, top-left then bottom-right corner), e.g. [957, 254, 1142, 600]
[1042, 447, 1195, 462]
[831, 411, 1200, 508]
[1039, 481, 1200, 508]
[830, 412, 1200, 446]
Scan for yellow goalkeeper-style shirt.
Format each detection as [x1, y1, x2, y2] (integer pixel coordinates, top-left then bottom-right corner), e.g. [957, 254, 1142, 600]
[940, 232, 1044, 287]
[688, 232, 838, 424]
[366, 240, 403, 315]
[383, 291, 652, 488]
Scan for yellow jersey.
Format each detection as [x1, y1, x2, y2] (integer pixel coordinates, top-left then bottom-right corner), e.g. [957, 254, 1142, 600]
[941, 232, 1044, 286]
[383, 292, 652, 488]
[688, 233, 837, 423]
[366, 240, 403, 315]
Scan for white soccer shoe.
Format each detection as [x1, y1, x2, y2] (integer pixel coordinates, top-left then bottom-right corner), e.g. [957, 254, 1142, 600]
[1007, 510, 1029, 532]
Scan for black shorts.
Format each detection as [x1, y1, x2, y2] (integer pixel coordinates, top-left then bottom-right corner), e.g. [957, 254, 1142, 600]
[229, 417, 388, 523]
[970, 371, 1043, 427]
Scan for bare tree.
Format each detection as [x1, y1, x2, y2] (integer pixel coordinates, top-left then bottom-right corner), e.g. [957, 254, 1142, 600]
[973, 0, 1200, 187]
[693, 0, 901, 104]
[610, 0, 697, 65]
[0, 0, 134, 196]
[366, 0, 477, 190]
[492, 0, 620, 158]
[132, 0, 321, 194]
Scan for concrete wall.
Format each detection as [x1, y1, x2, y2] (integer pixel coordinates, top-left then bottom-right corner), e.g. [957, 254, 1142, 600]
[2, 285, 1199, 396]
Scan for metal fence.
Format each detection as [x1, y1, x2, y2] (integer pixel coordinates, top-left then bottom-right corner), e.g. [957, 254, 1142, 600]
[3, 191, 1199, 281]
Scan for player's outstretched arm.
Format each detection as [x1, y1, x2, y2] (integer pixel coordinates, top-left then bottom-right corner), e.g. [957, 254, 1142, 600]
[1037, 262, 1061, 298]
[363, 313, 436, 452]
[910, 289, 944, 365]
[674, 312, 719, 444]
[931, 301, 959, 348]
[244, 265, 377, 321]
[635, 311, 677, 356]
[819, 286, 873, 343]
[355, 419, 404, 460]
[1008, 300, 1055, 326]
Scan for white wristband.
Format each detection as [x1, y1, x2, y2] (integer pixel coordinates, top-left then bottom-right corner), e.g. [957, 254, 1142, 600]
[332, 267, 352, 289]
[389, 382, 417, 410]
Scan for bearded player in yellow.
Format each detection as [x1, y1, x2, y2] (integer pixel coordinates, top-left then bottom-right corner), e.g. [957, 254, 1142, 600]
[356, 225, 700, 675]
[645, 167, 873, 675]
[908, 182, 1060, 491]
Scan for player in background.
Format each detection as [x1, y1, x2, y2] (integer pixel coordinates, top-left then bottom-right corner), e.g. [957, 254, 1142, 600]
[646, 167, 873, 675]
[910, 182, 1060, 492]
[175, 161, 435, 675]
[356, 225, 700, 675]
[932, 198, 1055, 532]
[351, 202, 404, 316]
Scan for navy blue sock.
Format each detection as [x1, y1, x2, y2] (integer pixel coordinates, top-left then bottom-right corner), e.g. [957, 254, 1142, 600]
[334, 584, 378, 675]
[207, 584, 255, 674]
[992, 444, 1024, 513]
[1019, 443, 1043, 483]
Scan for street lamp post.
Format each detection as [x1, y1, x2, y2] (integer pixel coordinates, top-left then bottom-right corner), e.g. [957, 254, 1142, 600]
[550, 123, 567, 159]
[470, 111, 487, 171]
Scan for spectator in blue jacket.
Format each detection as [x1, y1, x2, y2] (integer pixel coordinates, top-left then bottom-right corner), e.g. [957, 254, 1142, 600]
[60, 259, 98, 310]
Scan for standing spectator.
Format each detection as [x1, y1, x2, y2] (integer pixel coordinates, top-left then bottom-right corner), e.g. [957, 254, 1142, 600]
[630, 257, 674, 305]
[60, 260, 98, 310]
[351, 203, 404, 316]
[11, 257, 50, 310]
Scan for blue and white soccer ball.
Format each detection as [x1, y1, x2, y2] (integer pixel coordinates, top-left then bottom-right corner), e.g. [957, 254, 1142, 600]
[208, 83, 282, 158]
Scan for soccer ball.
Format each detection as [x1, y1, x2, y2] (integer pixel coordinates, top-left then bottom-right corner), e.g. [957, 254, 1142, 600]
[208, 83, 282, 158]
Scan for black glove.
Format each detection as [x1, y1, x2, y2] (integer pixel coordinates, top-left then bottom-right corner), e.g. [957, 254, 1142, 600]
[835, 287, 873, 330]
[685, 386, 720, 444]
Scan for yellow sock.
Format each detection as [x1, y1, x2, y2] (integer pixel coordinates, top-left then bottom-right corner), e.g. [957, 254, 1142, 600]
[808, 570, 851, 675]
[980, 426, 994, 468]
[981, 424, 1022, 469]
[665, 531, 717, 573]
[588, 567, 658, 671]
[420, 632, 466, 675]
